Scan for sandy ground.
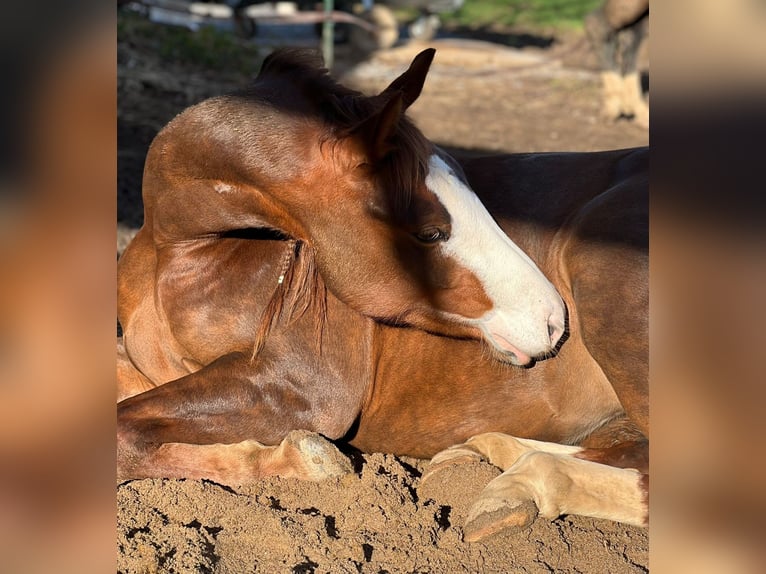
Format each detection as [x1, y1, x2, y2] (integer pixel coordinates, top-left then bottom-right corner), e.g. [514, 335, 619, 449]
[118, 456, 648, 573]
[118, 16, 649, 573]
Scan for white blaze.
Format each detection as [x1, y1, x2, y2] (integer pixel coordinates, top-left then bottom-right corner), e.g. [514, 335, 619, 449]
[425, 155, 565, 363]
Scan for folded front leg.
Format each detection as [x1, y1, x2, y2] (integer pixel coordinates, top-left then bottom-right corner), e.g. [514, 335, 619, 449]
[118, 350, 361, 483]
[424, 432, 648, 542]
[118, 430, 352, 484]
[463, 450, 647, 541]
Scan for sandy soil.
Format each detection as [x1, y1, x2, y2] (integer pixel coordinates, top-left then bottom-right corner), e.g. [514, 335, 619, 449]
[118, 455, 648, 573]
[118, 16, 649, 574]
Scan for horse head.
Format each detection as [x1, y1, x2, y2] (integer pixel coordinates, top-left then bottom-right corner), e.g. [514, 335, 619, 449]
[145, 49, 566, 365]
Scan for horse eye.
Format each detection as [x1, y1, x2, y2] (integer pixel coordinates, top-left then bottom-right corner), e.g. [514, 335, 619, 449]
[415, 227, 449, 244]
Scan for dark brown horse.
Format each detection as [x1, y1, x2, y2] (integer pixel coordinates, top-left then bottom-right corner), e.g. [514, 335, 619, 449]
[117, 48, 648, 541]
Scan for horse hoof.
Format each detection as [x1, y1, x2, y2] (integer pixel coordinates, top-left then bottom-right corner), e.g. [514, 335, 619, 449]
[420, 455, 479, 486]
[463, 498, 539, 542]
[285, 430, 353, 480]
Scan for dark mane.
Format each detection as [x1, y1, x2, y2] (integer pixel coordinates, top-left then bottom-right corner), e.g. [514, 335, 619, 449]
[251, 239, 326, 362]
[247, 48, 432, 216]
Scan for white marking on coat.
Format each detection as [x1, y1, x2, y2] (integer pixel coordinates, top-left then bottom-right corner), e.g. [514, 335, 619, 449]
[425, 154, 565, 361]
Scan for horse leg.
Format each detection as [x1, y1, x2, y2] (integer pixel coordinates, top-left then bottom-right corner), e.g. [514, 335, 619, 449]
[117, 350, 357, 484]
[585, 7, 622, 120]
[119, 430, 352, 484]
[560, 148, 648, 437]
[599, 70, 625, 121]
[423, 433, 647, 542]
[617, 16, 649, 127]
[462, 449, 647, 542]
[423, 432, 583, 475]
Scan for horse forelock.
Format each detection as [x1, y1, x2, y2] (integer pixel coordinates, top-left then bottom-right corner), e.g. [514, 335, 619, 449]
[375, 117, 432, 218]
[323, 97, 431, 218]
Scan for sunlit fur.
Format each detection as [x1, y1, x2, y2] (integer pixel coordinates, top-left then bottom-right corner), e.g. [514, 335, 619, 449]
[117, 49, 648, 532]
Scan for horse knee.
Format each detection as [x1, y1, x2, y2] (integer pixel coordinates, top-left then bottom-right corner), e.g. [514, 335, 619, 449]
[275, 430, 353, 480]
[584, 8, 610, 44]
[585, 9, 619, 67]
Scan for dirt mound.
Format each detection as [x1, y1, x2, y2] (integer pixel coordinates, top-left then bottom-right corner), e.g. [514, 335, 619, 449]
[118, 454, 648, 573]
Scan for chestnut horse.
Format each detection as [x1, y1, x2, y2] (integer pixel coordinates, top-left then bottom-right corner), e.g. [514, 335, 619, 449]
[117, 48, 648, 541]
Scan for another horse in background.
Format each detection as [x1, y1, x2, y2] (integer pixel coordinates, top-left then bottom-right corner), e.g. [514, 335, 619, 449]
[585, 0, 649, 128]
[117, 48, 648, 541]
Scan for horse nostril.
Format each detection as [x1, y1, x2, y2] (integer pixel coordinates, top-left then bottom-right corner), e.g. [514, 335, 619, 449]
[548, 324, 558, 346]
[547, 315, 565, 347]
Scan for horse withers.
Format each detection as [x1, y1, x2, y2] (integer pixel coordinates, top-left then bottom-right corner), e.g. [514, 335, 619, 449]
[117, 48, 648, 541]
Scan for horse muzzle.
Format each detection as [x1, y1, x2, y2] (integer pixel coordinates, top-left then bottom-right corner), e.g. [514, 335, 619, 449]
[479, 301, 567, 366]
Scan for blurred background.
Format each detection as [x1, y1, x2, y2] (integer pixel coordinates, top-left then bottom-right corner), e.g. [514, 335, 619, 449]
[2, 1, 766, 572]
[118, 0, 649, 245]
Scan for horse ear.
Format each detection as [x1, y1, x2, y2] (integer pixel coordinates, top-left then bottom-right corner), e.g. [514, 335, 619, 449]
[350, 92, 404, 162]
[346, 49, 434, 161]
[380, 48, 435, 110]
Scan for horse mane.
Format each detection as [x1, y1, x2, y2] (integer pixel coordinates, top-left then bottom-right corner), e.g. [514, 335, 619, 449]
[251, 239, 327, 361]
[248, 48, 433, 217]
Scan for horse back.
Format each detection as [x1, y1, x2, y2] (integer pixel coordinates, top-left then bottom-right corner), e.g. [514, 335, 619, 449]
[461, 147, 646, 241]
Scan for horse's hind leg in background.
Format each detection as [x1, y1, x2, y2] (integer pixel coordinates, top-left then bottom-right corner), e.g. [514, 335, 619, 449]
[117, 348, 356, 485]
[585, 0, 649, 126]
[566, 167, 649, 451]
[585, 5, 623, 120]
[617, 15, 649, 128]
